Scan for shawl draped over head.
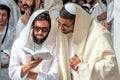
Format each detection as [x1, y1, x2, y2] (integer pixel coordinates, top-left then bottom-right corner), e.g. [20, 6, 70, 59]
[44, 0, 63, 11]
[8, 9, 58, 80]
[19, 8, 57, 54]
[0, 0, 21, 27]
[44, 0, 63, 19]
[56, 2, 120, 80]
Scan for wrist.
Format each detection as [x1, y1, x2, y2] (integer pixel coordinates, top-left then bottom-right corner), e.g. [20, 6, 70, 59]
[22, 64, 31, 74]
[28, 71, 38, 79]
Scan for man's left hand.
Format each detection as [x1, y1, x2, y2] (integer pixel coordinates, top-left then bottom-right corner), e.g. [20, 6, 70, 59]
[70, 54, 81, 71]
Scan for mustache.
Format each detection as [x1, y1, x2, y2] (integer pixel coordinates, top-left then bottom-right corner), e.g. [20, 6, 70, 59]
[23, 4, 30, 9]
[36, 34, 44, 37]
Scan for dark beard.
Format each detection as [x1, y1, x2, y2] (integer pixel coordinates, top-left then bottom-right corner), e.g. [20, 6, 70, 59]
[32, 33, 44, 44]
[21, 10, 25, 15]
[23, 0, 35, 15]
[30, 0, 36, 15]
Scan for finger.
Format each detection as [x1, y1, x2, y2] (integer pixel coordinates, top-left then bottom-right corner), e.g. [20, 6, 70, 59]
[70, 59, 73, 65]
[31, 56, 35, 61]
[74, 55, 78, 60]
[37, 58, 43, 62]
[70, 58, 75, 64]
[31, 60, 42, 68]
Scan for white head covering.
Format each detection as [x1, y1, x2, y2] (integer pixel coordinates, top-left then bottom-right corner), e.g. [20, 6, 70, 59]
[19, 9, 57, 53]
[82, 3, 90, 9]
[44, 0, 63, 21]
[0, 0, 21, 27]
[44, 0, 63, 11]
[65, 3, 76, 15]
[106, 0, 112, 4]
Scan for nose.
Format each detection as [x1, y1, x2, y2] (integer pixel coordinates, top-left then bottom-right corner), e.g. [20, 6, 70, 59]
[58, 24, 64, 30]
[38, 29, 43, 34]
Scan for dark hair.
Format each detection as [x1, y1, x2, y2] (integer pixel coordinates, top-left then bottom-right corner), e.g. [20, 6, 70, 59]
[14, 0, 18, 4]
[101, 0, 107, 6]
[31, 0, 36, 15]
[32, 11, 51, 43]
[63, 0, 70, 4]
[81, 5, 89, 10]
[0, 4, 11, 44]
[32, 11, 51, 27]
[74, 0, 79, 4]
[0, 4, 11, 19]
[59, 6, 75, 21]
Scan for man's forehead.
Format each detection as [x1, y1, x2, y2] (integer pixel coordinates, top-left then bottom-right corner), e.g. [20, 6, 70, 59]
[58, 16, 73, 23]
[21, 0, 33, 1]
[0, 9, 8, 12]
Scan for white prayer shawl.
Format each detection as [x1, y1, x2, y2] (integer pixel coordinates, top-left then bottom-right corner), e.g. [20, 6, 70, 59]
[15, 1, 45, 38]
[44, 0, 63, 11]
[106, 0, 112, 4]
[0, 0, 21, 27]
[9, 9, 58, 80]
[106, 0, 114, 40]
[1, 25, 16, 80]
[56, 3, 120, 80]
[15, 17, 25, 38]
[89, 2, 107, 24]
[106, 1, 114, 22]
[98, 0, 107, 12]
[44, 0, 63, 18]
[15, 0, 63, 38]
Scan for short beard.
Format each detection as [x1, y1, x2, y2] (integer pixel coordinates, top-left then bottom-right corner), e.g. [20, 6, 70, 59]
[30, 0, 36, 15]
[21, 10, 25, 15]
[32, 32, 44, 44]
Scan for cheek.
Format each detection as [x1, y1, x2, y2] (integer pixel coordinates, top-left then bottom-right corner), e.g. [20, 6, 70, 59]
[3, 16, 8, 21]
[33, 30, 37, 35]
[87, 0, 91, 3]
[43, 32, 48, 37]
[68, 26, 74, 31]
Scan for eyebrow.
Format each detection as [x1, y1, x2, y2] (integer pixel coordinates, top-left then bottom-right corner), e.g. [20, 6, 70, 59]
[57, 20, 68, 27]
[33, 26, 49, 28]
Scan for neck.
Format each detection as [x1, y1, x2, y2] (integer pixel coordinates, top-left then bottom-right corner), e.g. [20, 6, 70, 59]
[33, 37, 44, 44]
[35, 41, 43, 44]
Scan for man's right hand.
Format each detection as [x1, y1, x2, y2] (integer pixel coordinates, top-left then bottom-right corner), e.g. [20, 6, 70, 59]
[29, 58, 43, 69]
[21, 58, 43, 77]
[21, 7, 31, 25]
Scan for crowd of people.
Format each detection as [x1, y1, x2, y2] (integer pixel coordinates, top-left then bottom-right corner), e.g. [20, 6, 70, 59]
[0, 0, 119, 80]
[71, 0, 114, 39]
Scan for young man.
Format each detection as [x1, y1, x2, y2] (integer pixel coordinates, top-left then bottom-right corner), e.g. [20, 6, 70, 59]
[15, 0, 25, 15]
[56, 3, 120, 80]
[0, 0, 21, 27]
[0, 4, 16, 80]
[9, 9, 57, 80]
[16, 0, 43, 38]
